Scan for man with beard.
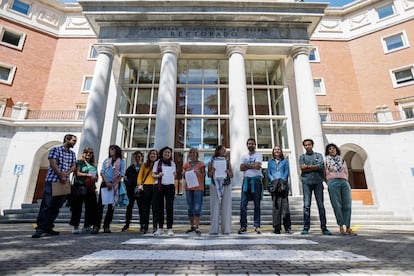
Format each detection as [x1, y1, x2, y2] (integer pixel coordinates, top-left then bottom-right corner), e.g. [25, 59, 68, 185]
[238, 138, 264, 234]
[32, 134, 77, 238]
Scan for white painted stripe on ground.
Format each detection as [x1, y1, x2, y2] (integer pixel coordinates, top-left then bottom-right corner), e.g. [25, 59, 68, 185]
[122, 237, 317, 246]
[80, 249, 374, 261]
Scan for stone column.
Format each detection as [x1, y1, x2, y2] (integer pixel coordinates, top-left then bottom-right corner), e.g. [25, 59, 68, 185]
[154, 44, 181, 150]
[78, 45, 116, 160]
[227, 45, 249, 187]
[291, 46, 324, 154]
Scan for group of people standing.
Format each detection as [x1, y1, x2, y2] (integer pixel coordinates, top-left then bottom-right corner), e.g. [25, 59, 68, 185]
[32, 133, 356, 238]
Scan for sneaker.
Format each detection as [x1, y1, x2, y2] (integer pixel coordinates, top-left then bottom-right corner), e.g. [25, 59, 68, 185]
[194, 228, 201, 235]
[46, 229, 60, 236]
[121, 224, 129, 232]
[340, 226, 346, 235]
[186, 227, 196, 233]
[301, 229, 309, 235]
[285, 229, 293, 234]
[254, 227, 262, 234]
[167, 229, 174, 236]
[154, 228, 163, 236]
[322, 229, 332, 235]
[273, 229, 281, 234]
[238, 227, 247, 234]
[82, 227, 91, 234]
[90, 226, 99, 234]
[72, 227, 80, 234]
[32, 229, 46, 238]
[209, 232, 218, 236]
[103, 228, 112, 233]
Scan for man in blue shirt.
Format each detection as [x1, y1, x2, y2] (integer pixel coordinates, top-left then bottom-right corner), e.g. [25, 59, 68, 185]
[299, 138, 331, 235]
[32, 134, 77, 238]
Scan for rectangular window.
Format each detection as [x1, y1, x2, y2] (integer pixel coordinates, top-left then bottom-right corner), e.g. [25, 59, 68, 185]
[391, 66, 414, 87]
[0, 28, 26, 50]
[309, 48, 320, 62]
[88, 45, 97, 60]
[382, 32, 408, 53]
[376, 4, 395, 20]
[403, 108, 414, 119]
[81, 76, 93, 92]
[0, 63, 16, 85]
[313, 78, 326, 95]
[11, 0, 31, 15]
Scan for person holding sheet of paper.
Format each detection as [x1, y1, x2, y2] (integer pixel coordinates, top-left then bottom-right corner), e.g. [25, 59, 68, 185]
[183, 148, 206, 235]
[32, 134, 77, 238]
[93, 145, 125, 234]
[152, 146, 176, 236]
[207, 145, 233, 235]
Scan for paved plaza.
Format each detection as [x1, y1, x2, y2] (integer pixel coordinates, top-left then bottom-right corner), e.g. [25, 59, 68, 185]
[0, 223, 413, 276]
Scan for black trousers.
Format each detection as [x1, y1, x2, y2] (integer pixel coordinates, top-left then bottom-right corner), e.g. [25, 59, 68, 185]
[124, 186, 144, 225]
[152, 184, 175, 229]
[70, 187, 97, 228]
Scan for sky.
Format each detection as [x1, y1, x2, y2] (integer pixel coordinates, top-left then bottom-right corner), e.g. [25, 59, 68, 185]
[59, 0, 357, 7]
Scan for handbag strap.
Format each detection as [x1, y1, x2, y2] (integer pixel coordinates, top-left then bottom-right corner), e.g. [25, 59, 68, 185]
[140, 166, 152, 185]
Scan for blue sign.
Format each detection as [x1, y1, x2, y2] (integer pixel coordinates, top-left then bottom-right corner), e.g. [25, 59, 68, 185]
[13, 164, 24, 175]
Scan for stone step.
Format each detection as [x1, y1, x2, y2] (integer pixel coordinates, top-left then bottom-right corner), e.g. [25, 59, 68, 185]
[1, 195, 413, 226]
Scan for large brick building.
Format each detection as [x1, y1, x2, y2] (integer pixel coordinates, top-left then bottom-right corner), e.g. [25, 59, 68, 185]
[0, 0, 413, 221]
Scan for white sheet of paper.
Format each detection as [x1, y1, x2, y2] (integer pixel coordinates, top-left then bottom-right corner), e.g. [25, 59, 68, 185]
[101, 187, 114, 205]
[185, 170, 199, 188]
[213, 160, 227, 178]
[162, 166, 175, 184]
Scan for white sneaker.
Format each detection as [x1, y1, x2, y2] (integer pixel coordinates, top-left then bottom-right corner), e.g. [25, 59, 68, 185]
[167, 229, 174, 236]
[154, 228, 163, 236]
[72, 227, 80, 234]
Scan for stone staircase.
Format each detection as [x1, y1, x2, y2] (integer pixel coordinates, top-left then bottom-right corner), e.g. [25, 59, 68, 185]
[1, 192, 413, 227]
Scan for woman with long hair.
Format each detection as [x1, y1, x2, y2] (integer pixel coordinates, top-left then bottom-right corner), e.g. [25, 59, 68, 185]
[208, 145, 233, 235]
[152, 146, 176, 236]
[70, 147, 98, 234]
[92, 145, 125, 234]
[136, 149, 158, 234]
[266, 145, 291, 234]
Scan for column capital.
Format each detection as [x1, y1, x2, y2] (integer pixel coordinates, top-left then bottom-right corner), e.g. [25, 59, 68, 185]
[290, 45, 313, 59]
[226, 44, 247, 58]
[159, 43, 181, 56]
[94, 44, 117, 57]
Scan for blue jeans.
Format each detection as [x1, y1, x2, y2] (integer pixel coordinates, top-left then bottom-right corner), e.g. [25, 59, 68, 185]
[185, 190, 203, 217]
[240, 177, 263, 228]
[36, 181, 66, 231]
[302, 182, 327, 230]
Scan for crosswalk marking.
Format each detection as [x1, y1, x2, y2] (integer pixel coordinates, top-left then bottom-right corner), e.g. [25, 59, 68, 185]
[80, 249, 374, 261]
[122, 237, 318, 246]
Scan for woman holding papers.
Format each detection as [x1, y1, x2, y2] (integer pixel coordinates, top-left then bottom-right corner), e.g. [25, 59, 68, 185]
[70, 147, 98, 234]
[207, 145, 233, 235]
[183, 148, 206, 235]
[152, 146, 176, 236]
[93, 145, 125, 234]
